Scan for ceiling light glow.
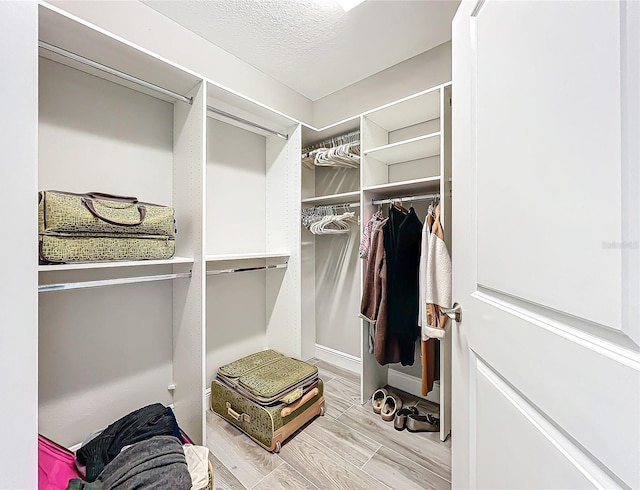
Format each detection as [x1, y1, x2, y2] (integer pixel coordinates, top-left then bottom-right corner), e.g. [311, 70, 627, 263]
[338, 0, 365, 12]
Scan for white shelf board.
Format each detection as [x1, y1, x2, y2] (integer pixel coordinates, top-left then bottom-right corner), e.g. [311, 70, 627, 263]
[364, 89, 441, 132]
[363, 177, 440, 199]
[205, 252, 290, 262]
[301, 118, 360, 149]
[302, 191, 360, 206]
[364, 133, 440, 165]
[39, 3, 200, 101]
[39, 256, 194, 272]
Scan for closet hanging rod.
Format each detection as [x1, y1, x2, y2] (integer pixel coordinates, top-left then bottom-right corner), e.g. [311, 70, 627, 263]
[207, 262, 288, 276]
[371, 192, 440, 206]
[302, 129, 360, 154]
[207, 106, 288, 140]
[38, 272, 192, 293]
[302, 202, 360, 211]
[38, 41, 193, 105]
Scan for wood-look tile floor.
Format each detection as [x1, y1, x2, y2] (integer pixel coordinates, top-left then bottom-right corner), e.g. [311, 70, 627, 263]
[206, 359, 451, 490]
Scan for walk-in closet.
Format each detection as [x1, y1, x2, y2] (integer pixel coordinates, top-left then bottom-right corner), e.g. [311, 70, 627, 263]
[7, 0, 457, 487]
[6, 1, 638, 488]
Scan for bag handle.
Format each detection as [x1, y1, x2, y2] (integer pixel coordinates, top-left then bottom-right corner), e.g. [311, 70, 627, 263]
[84, 192, 139, 203]
[226, 402, 250, 423]
[82, 197, 147, 227]
[281, 387, 319, 417]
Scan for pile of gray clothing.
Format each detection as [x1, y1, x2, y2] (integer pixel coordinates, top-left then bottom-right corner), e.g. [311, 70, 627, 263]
[67, 404, 209, 490]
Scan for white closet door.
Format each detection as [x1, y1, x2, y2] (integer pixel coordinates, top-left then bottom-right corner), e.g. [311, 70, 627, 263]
[452, 1, 639, 488]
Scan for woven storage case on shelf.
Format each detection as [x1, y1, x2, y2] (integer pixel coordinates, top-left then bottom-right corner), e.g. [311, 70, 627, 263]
[38, 190, 176, 264]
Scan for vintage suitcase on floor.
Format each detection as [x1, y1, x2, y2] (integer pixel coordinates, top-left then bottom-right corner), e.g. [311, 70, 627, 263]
[211, 350, 325, 452]
[38, 190, 176, 264]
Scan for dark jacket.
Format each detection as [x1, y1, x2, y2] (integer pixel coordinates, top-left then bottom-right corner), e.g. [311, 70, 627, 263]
[75, 404, 181, 482]
[383, 206, 423, 366]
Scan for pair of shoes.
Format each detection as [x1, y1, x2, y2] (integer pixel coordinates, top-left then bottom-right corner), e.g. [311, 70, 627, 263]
[393, 406, 418, 431]
[381, 393, 402, 422]
[371, 389, 403, 422]
[371, 388, 387, 414]
[406, 412, 440, 432]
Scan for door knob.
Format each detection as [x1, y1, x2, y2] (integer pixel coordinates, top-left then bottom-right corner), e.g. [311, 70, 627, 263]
[440, 303, 462, 323]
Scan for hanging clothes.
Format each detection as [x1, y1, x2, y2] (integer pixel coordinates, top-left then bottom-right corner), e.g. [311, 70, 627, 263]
[420, 203, 451, 396]
[424, 204, 452, 339]
[419, 208, 437, 395]
[384, 205, 423, 366]
[359, 218, 391, 360]
[359, 210, 384, 259]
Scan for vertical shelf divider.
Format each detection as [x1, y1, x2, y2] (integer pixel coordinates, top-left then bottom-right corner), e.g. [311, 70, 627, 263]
[173, 81, 207, 444]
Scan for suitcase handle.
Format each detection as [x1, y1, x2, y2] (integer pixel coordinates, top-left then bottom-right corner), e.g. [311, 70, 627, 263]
[226, 402, 250, 423]
[85, 192, 139, 203]
[281, 387, 319, 417]
[82, 197, 147, 227]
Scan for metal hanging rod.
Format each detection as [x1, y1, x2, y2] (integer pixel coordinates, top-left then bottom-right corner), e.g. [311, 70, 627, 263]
[207, 106, 288, 140]
[302, 202, 360, 211]
[207, 262, 288, 276]
[38, 272, 192, 293]
[371, 192, 440, 206]
[302, 129, 360, 154]
[38, 41, 193, 105]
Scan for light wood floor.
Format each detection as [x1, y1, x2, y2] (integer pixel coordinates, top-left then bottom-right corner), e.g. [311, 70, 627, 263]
[206, 359, 452, 490]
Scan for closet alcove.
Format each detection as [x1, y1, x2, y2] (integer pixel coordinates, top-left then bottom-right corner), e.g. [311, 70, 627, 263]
[36, 2, 304, 448]
[302, 84, 453, 441]
[34, 0, 452, 458]
[203, 83, 305, 414]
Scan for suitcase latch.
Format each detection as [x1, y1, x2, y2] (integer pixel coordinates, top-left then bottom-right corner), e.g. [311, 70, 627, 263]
[226, 402, 250, 423]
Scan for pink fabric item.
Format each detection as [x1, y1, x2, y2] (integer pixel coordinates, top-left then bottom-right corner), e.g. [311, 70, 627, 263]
[39, 435, 82, 490]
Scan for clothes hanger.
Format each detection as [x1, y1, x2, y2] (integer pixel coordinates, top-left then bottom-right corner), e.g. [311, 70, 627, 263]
[393, 199, 409, 214]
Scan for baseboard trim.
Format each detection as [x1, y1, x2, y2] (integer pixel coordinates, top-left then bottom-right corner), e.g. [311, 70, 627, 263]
[387, 369, 440, 404]
[205, 387, 211, 410]
[314, 344, 361, 374]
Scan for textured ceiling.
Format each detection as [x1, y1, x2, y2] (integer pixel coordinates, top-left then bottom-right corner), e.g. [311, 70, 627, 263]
[142, 0, 459, 101]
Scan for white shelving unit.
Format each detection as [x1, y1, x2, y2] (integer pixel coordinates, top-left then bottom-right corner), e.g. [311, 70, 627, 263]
[36, 2, 302, 451]
[360, 82, 452, 442]
[300, 86, 453, 438]
[362, 87, 444, 188]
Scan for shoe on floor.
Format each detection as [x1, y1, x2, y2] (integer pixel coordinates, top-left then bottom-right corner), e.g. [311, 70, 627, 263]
[380, 394, 403, 422]
[393, 406, 419, 431]
[406, 413, 440, 432]
[371, 388, 388, 414]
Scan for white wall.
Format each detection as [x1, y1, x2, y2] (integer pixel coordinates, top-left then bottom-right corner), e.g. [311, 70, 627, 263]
[314, 226, 362, 358]
[205, 119, 266, 255]
[313, 42, 452, 129]
[205, 119, 269, 380]
[0, 1, 38, 487]
[46, 0, 314, 125]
